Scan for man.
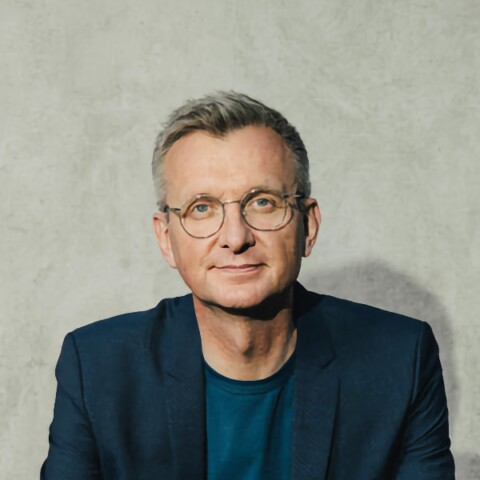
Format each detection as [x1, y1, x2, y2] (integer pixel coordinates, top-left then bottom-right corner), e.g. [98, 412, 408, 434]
[41, 92, 455, 479]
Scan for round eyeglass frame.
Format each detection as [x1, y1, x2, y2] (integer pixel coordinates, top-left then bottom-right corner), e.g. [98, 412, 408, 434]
[162, 188, 306, 239]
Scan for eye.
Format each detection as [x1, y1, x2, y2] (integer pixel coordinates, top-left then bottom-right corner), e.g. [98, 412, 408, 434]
[255, 197, 273, 208]
[193, 204, 209, 213]
[185, 197, 219, 220]
[247, 192, 282, 213]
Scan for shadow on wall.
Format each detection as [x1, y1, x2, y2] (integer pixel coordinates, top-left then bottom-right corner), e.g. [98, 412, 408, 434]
[301, 259, 478, 480]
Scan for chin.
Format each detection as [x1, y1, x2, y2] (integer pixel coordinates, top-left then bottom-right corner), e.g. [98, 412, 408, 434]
[211, 288, 264, 310]
[200, 282, 291, 314]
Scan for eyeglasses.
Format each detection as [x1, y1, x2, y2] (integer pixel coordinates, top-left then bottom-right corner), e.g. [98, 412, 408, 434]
[162, 188, 305, 239]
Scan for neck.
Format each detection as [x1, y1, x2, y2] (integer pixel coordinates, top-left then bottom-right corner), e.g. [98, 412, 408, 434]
[193, 290, 296, 381]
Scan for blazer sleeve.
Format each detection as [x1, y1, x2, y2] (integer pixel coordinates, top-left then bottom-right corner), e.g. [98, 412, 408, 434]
[394, 322, 455, 479]
[40, 333, 102, 480]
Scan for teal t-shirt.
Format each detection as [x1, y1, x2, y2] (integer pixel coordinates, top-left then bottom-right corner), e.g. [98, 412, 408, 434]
[205, 353, 295, 480]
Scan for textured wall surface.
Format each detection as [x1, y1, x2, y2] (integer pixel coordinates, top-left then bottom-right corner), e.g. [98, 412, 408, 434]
[1, 0, 479, 478]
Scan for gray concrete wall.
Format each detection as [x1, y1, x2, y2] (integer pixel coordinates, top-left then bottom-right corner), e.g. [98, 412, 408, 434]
[1, 0, 478, 478]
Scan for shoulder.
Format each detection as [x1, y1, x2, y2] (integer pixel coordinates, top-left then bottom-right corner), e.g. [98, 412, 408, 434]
[320, 293, 425, 335]
[296, 284, 443, 407]
[55, 293, 197, 391]
[296, 284, 433, 359]
[297, 283, 425, 331]
[66, 293, 194, 354]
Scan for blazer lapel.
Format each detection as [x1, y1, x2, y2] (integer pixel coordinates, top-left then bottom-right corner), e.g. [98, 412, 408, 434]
[292, 284, 339, 480]
[163, 296, 206, 480]
[159, 286, 338, 480]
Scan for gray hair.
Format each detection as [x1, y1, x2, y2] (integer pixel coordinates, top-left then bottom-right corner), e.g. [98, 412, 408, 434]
[152, 91, 310, 208]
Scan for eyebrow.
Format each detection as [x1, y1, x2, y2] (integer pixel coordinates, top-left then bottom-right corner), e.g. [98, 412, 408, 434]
[190, 185, 284, 199]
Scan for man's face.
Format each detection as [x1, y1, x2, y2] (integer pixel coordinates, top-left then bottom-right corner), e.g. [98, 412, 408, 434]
[153, 125, 320, 311]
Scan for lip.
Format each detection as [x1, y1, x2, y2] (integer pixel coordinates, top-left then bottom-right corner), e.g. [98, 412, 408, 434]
[215, 264, 263, 273]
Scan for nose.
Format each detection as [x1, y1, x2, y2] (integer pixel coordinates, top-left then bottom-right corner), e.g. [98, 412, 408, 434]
[218, 201, 255, 253]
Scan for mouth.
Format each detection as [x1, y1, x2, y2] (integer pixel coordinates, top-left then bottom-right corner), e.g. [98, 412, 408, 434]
[215, 264, 264, 274]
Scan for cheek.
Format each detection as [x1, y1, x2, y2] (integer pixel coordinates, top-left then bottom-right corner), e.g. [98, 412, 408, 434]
[269, 223, 304, 270]
[169, 233, 210, 279]
[286, 218, 306, 256]
[169, 232, 192, 273]
[293, 215, 307, 255]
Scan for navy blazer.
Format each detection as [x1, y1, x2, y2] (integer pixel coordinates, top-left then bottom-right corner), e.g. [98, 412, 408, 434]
[41, 284, 454, 479]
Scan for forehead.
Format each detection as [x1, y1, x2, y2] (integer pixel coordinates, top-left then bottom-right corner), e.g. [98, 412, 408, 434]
[163, 125, 296, 202]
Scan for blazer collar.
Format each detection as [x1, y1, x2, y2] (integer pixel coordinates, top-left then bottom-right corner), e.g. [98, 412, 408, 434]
[162, 295, 206, 479]
[292, 282, 339, 480]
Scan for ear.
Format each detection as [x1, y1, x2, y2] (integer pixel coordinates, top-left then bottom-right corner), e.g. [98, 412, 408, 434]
[302, 199, 321, 257]
[153, 212, 177, 269]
